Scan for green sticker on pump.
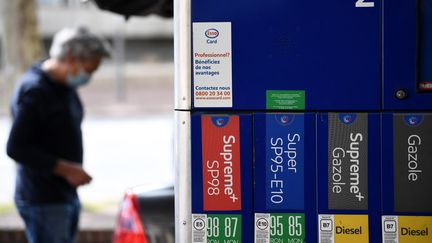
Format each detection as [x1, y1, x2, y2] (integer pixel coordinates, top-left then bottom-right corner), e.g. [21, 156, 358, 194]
[192, 214, 242, 243]
[255, 213, 306, 243]
[266, 90, 305, 110]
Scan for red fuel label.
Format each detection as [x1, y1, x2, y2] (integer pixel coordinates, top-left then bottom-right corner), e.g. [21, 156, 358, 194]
[202, 115, 242, 211]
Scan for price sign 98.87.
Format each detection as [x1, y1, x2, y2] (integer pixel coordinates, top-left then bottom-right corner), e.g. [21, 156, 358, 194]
[193, 214, 242, 243]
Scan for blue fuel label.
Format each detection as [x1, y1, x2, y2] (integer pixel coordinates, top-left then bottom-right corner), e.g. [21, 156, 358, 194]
[254, 113, 317, 242]
[264, 114, 305, 210]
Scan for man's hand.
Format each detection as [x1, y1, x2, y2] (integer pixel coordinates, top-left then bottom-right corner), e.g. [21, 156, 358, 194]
[53, 160, 92, 187]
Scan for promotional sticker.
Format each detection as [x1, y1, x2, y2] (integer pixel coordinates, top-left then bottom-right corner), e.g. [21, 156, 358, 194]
[266, 90, 305, 110]
[193, 22, 232, 107]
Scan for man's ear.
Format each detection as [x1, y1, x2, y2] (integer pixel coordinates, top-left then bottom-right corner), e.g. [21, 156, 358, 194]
[63, 55, 80, 74]
[64, 54, 75, 65]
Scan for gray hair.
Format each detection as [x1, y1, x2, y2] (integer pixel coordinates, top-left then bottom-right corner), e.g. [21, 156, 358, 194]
[49, 27, 110, 61]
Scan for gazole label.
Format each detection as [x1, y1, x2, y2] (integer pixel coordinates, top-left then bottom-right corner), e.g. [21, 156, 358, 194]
[192, 214, 242, 243]
[328, 113, 369, 210]
[319, 214, 369, 243]
[382, 216, 432, 243]
[201, 115, 242, 211]
[193, 22, 233, 107]
[393, 114, 432, 212]
[255, 213, 305, 243]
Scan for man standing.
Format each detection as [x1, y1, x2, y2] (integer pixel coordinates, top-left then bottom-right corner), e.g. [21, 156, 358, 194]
[6, 27, 110, 243]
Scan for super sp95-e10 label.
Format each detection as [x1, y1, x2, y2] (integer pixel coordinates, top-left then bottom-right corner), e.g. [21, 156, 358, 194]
[328, 114, 368, 210]
[265, 114, 304, 210]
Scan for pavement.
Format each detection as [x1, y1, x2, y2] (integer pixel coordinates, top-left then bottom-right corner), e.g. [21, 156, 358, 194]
[0, 210, 116, 230]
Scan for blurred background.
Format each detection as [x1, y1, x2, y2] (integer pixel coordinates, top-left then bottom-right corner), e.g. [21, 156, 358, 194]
[0, 0, 174, 238]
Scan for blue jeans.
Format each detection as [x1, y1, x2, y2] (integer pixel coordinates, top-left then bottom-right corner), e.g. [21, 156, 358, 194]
[16, 198, 81, 243]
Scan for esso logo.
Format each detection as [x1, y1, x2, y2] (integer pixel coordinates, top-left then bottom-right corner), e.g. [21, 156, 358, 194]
[212, 116, 229, 127]
[280, 116, 290, 124]
[216, 118, 225, 126]
[339, 114, 357, 125]
[409, 117, 418, 126]
[343, 116, 353, 124]
[275, 114, 294, 126]
[404, 115, 423, 127]
[205, 29, 219, 39]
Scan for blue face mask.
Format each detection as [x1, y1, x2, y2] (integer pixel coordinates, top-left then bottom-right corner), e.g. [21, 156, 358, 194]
[67, 68, 91, 88]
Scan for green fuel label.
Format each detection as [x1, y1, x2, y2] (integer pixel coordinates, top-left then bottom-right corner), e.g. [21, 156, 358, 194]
[192, 214, 242, 243]
[255, 213, 305, 243]
[266, 90, 305, 110]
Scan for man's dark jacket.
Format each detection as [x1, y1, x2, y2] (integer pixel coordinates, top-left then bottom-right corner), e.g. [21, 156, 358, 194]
[7, 63, 83, 204]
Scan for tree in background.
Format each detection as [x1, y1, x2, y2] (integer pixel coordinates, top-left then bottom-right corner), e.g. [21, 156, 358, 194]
[0, 0, 42, 114]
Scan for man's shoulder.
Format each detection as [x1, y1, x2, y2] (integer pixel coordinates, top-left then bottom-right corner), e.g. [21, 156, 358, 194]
[12, 67, 51, 107]
[17, 65, 50, 96]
